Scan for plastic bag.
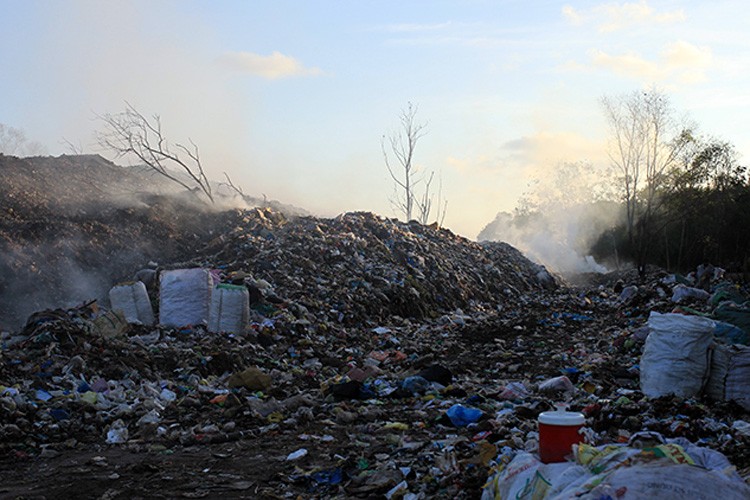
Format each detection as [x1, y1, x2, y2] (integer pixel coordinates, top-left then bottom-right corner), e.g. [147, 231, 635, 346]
[578, 463, 750, 499]
[159, 268, 212, 328]
[446, 404, 482, 426]
[481, 452, 551, 500]
[109, 281, 154, 325]
[208, 284, 249, 333]
[640, 312, 715, 398]
[706, 343, 750, 410]
[671, 284, 710, 303]
[713, 321, 749, 345]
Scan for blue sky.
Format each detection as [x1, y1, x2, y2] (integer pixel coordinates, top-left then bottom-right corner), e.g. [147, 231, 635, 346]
[2, 1, 749, 238]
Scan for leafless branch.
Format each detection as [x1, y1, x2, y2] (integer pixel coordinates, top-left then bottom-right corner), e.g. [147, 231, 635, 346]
[95, 102, 214, 204]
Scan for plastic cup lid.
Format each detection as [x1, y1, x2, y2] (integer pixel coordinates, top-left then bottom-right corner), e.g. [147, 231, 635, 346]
[538, 409, 584, 426]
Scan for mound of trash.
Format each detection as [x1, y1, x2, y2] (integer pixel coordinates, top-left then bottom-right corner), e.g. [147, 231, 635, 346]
[1, 155, 750, 498]
[183, 209, 554, 324]
[0, 154, 304, 328]
[2, 250, 750, 497]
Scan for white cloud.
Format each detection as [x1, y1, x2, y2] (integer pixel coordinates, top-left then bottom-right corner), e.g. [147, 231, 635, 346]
[445, 156, 472, 173]
[218, 51, 323, 79]
[446, 131, 606, 178]
[590, 48, 659, 79]
[563, 1, 685, 33]
[590, 40, 713, 85]
[663, 39, 711, 69]
[562, 5, 583, 25]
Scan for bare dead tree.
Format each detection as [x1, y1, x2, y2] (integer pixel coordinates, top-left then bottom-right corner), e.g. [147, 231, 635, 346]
[96, 102, 214, 204]
[0, 123, 46, 156]
[602, 88, 691, 273]
[416, 171, 435, 225]
[0, 124, 26, 155]
[435, 171, 448, 227]
[382, 102, 428, 222]
[415, 170, 449, 226]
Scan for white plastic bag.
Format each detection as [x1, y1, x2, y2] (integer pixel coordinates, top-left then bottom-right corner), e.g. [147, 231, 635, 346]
[577, 463, 750, 500]
[159, 268, 212, 328]
[481, 453, 570, 500]
[208, 284, 249, 333]
[109, 281, 154, 325]
[706, 343, 750, 410]
[640, 312, 715, 398]
[671, 284, 710, 303]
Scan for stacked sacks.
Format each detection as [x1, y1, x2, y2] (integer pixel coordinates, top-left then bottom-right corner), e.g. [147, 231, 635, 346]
[706, 344, 750, 411]
[157, 268, 250, 333]
[640, 311, 750, 410]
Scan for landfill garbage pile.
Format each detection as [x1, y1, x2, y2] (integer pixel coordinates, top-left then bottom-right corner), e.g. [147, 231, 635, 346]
[1, 155, 750, 499]
[186, 209, 554, 324]
[0, 154, 304, 328]
[2, 224, 750, 498]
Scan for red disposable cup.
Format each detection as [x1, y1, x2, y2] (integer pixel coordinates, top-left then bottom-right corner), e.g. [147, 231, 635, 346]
[538, 408, 584, 463]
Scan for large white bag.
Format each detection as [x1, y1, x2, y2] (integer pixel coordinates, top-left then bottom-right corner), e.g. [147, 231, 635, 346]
[109, 281, 154, 325]
[208, 284, 249, 333]
[483, 443, 750, 500]
[159, 269, 212, 328]
[575, 463, 750, 500]
[640, 312, 715, 398]
[706, 343, 750, 410]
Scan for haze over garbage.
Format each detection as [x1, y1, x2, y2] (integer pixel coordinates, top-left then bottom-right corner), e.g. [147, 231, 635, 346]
[3, 4, 750, 497]
[3, 0, 750, 243]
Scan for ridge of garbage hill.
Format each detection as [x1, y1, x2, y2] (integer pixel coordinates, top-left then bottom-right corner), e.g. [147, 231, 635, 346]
[183, 209, 553, 325]
[0, 153, 552, 329]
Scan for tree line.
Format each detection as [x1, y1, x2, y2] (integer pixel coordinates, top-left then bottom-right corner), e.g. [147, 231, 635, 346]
[478, 88, 749, 276]
[591, 88, 749, 274]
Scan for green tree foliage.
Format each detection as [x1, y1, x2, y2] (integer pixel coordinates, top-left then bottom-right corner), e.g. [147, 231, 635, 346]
[660, 140, 749, 269]
[591, 136, 750, 272]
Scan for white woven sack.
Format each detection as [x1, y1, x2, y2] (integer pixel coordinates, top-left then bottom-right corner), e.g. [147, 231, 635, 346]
[109, 281, 154, 325]
[573, 463, 750, 500]
[707, 343, 750, 410]
[640, 312, 715, 398]
[159, 269, 212, 328]
[208, 285, 249, 333]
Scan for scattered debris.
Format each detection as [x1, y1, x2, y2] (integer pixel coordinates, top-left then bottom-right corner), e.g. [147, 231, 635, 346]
[1, 158, 750, 497]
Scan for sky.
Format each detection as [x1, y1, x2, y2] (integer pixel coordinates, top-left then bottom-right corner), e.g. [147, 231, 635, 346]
[2, 0, 749, 239]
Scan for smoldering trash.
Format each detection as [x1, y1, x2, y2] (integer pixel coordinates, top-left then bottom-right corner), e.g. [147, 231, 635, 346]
[2, 159, 750, 498]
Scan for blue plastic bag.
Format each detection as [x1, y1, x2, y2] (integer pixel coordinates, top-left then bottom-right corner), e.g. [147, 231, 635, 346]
[446, 404, 482, 426]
